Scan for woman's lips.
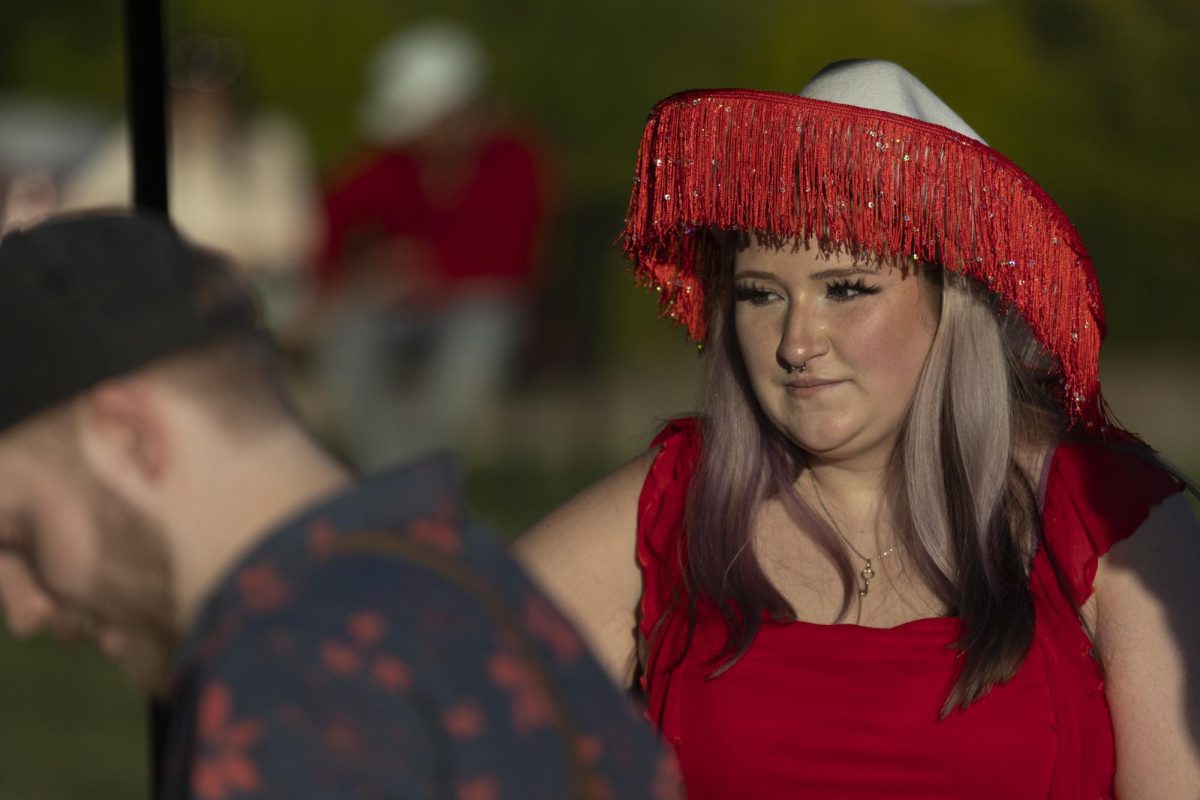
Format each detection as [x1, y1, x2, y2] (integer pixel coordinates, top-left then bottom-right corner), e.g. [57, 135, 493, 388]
[784, 378, 844, 398]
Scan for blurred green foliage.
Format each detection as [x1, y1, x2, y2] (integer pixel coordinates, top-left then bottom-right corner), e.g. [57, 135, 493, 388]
[2, 0, 1198, 352]
[0, 632, 147, 798]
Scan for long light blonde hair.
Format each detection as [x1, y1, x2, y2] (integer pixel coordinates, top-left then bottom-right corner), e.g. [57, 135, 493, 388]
[674, 236, 1066, 713]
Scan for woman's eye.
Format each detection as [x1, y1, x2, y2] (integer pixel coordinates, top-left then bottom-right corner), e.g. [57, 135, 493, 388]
[733, 284, 777, 306]
[826, 278, 880, 301]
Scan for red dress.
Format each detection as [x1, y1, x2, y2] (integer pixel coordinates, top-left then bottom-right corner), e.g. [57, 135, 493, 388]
[637, 418, 1181, 799]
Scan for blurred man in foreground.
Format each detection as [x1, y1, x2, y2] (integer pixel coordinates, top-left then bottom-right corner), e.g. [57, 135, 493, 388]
[0, 213, 676, 798]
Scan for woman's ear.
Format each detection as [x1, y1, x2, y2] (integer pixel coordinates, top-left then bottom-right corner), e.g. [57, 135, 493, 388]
[75, 377, 171, 495]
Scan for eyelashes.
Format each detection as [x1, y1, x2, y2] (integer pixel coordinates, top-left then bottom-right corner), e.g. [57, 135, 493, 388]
[732, 278, 881, 305]
[825, 278, 880, 301]
[733, 283, 775, 305]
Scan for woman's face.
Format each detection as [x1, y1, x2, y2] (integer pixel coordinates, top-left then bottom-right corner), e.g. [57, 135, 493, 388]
[732, 241, 940, 469]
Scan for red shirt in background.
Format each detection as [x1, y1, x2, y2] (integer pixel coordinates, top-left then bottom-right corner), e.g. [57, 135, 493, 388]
[317, 131, 547, 295]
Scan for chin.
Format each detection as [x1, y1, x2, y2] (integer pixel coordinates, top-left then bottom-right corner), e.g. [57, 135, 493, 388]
[776, 418, 856, 456]
[786, 425, 893, 466]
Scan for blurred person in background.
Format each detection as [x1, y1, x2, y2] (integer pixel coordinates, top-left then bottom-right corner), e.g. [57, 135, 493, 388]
[0, 97, 105, 231]
[0, 213, 676, 799]
[518, 60, 1200, 797]
[60, 35, 319, 330]
[312, 20, 551, 471]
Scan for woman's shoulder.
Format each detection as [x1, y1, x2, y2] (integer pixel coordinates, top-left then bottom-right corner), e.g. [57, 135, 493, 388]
[512, 427, 685, 684]
[517, 417, 701, 563]
[513, 417, 702, 671]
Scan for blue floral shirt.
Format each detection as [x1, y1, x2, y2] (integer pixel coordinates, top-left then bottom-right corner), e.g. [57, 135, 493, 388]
[161, 456, 679, 799]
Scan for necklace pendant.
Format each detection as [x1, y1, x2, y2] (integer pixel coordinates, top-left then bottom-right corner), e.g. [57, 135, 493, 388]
[859, 558, 874, 598]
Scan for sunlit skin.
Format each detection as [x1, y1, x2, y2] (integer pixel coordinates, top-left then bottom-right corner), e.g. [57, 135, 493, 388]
[733, 241, 940, 473]
[0, 431, 176, 694]
[0, 372, 354, 699]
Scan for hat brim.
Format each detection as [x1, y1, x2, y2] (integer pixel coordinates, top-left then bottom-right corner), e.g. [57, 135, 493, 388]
[622, 88, 1108, 431]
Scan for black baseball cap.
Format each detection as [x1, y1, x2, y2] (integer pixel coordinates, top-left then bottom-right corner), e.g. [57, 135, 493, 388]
[0, 212, 264, 433]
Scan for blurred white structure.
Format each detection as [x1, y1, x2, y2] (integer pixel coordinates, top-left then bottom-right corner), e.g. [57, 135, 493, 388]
[0, 97, 105, 231]
[60, 37, 320, 328]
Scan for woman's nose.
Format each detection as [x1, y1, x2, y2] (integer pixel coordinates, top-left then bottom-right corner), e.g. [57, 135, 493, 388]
[777, 300, 827, 372]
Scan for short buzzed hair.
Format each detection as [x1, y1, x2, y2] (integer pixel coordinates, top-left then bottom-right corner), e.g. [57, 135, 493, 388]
[150, 333, 296, 437]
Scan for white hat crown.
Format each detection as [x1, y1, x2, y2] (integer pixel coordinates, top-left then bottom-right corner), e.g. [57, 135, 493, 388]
[800, 59, 986, 144]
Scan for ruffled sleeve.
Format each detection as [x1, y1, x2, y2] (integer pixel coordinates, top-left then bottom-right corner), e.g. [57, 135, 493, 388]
[1041, 441, 1183, 607]
[636, 417, 701, 645]
[1030, 441, 1183, 797]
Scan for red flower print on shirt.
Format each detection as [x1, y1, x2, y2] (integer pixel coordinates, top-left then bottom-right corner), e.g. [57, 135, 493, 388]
[588, 776, 616, 800]
[456, 775, 500, 800]
[321, 639, 363, 676]
[348, 610, 387, 646]
[371, 655, 413, 693]
[407, 518, 463, 555]
[579, 735, 615, 800]
[486, 649, 554, 732]
[237, 563, 292, 614]
[442, 701, 486, 739]
[577, 734, 604, 763]
[320, 611, 414, 697]
[191, 682, 263, 799]
[522, 595, 581, 662]
[652, 752, 685, 800]
[307, 519, 337, 556]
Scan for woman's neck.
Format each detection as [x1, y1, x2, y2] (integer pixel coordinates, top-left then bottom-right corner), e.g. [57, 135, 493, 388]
[802, 459, 892, 537]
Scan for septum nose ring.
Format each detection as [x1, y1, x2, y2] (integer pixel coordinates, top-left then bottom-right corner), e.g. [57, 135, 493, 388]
[788, 362, 808, 374]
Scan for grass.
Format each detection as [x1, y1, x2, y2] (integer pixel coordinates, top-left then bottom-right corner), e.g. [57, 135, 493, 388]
[0, 633, 148, 799]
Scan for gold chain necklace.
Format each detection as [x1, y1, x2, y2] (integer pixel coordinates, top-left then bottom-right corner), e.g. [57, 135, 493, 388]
[809, 471, 896, 599]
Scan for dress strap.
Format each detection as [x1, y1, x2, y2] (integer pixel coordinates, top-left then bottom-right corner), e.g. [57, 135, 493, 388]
[636, 417, 701, 644]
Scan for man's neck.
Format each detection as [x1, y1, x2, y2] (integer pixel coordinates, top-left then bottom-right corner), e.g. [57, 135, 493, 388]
[164, 427, 352, 635]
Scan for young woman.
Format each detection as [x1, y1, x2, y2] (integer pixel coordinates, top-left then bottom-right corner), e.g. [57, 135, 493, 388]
[516, 61, 1200, 798]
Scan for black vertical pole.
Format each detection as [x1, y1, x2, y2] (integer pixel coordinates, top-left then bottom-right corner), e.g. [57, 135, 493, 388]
[122, 1, 169, 797]
[124, 0, 169, 215]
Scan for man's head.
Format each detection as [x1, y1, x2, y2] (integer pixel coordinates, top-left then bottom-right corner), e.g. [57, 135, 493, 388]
[0, 406, 176, 692]
[0, 212, 293, 692]
[358, 20, 489, 147]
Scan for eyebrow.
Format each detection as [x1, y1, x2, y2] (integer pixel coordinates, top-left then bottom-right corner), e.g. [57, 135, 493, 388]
[809, 267, 879, 280]
[732, 269, 779, 282]
[733, 266, 879, 281]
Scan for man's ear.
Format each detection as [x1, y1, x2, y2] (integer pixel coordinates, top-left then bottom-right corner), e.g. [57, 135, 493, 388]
[75, 377, 171, 493]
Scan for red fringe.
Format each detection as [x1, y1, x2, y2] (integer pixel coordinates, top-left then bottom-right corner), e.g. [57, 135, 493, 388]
[623, 89, 1112, 433]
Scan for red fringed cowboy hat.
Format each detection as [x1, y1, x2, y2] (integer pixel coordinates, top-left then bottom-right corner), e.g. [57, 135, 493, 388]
[622, 60, 1110, 432]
